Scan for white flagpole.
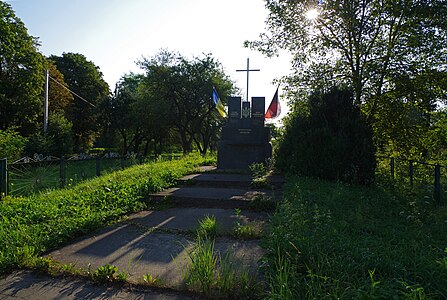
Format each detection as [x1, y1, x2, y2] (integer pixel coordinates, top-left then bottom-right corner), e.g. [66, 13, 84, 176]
[43, 69, 49, 133]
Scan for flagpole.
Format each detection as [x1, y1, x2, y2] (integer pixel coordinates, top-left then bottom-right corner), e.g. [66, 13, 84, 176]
[245, 58, 249, 102]
[44, 69, 49, 134]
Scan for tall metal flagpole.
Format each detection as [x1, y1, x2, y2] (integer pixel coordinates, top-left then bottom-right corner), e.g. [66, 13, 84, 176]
[236, 58, 260, 102]
[43, 69, 49, 133]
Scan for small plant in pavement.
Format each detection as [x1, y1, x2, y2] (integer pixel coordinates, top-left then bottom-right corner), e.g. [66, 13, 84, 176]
[184, 216, 260, 298]
[197, 215, 218, 238]
[92, 264, 118, 282]
[143, 273, 160, 286]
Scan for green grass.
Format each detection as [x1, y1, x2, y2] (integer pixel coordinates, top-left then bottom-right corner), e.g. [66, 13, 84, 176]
[0, 152, 215, 275]
[265, 176, 447, 299]
[8, 153, 186, 196]
[197, 215, 218, 239]
[183, 216, 258, 298]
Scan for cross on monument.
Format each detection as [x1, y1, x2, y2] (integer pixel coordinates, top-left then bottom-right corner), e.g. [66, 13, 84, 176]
[236, 58, 260, 102]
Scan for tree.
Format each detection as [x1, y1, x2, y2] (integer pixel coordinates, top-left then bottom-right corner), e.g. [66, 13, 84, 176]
[0, 2, 45, 135]
[50, 53, 110, 152]
[137, 50, 235, 154]
[25, 112, 73, 156]
[45, 59, 74, 116]
[104, 73, 146, 155]
[248, 0, 447, 159]
[276, 86, 375, 185]
[0, 128, 27, 161]
[247, 0, 447, 118]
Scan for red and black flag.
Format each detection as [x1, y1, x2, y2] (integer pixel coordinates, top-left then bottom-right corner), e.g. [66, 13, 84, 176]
[265, 86, 281, 119]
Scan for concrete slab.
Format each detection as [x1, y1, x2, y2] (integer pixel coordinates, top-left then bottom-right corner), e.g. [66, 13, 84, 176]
[149, 187, 280, 209]
[47, 226, 264, 288]
[194, 166, 216, 173]
[0, 270, 196, 300]
[179, 173, 285, 189]
[125, 208, 268, 234]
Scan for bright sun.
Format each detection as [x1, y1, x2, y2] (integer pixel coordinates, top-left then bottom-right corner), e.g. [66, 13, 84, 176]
[305, 8, 319, 20]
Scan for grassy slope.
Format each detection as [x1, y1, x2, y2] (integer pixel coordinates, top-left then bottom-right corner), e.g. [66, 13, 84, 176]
[265, 177, 447, 299]
[0, 153, 214, 274]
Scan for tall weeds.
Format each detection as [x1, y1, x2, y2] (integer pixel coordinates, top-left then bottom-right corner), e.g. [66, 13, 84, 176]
[265, 176, 447, 299]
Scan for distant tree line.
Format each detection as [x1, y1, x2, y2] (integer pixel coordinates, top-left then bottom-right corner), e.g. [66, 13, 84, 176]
[0, 2, 234, 161]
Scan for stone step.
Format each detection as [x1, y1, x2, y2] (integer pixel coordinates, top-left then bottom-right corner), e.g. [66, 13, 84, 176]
[125, 207, 268, 235]
[179, 172, 285, 189]
[148, 187, 281, 210]
[47, 223, 264, 289]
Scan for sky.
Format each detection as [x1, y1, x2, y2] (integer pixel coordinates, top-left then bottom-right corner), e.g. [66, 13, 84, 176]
[8, 0, 291, 122]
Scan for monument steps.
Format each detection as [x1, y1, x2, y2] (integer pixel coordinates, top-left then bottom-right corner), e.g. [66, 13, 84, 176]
[148, 186, 281, 209]
[1, 168, 282, 299]
[178, 172, 285, 189]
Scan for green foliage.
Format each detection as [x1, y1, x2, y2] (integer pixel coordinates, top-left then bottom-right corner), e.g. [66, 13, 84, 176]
[143, 273, 160, 286]
[92, 264, 118, 282]
[47, 112, 73, 156]
[137, 50, 236, 154]
[0, 2, 45, 135]
[25, 113, 73, 156]
[184, 235, 255, 298]
[0, 153, 210, 274]
[103, 73, 147, 155]
[0, 129, 27, 161]
[184, 235, 218, 294]
[50, 53, 110, 152]
[233, 223, 257, 239]
[248, 0, 447, 114]
[197, 215, 218, 239]
[276, 87, 376, 185]
[249, 163, 267, 179]
[249, 0, 447, 164]
[265, 176, 447, 298]
[249, 194, 277, 212]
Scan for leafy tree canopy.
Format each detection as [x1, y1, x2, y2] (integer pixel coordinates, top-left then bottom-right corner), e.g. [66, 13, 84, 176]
[247, 0, 447, 118]
[0, 1, 45, 135]
[50, 53, 110, 152]
[45, 59, 74, 115]
[137, 50, 236, 154]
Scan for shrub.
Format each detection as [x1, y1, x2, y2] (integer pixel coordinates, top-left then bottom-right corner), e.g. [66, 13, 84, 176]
[25, 113, 73, 156]
[276, 86, 376, 185]
[0, 129, 27, 161]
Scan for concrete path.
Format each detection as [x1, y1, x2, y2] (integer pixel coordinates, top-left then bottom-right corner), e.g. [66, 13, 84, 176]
[0, 270, 196, 300]
[0, 167, 283, 299]
[47, 210, 265, 287]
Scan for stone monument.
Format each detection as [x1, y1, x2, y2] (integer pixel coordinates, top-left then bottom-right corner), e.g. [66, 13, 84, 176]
[217, 97, 272, 169]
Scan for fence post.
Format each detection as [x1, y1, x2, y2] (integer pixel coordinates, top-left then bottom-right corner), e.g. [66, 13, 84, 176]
[0, 158, 7, 197]
[434, 164, 441, 204]
[60, 156, 66, 188]
[390, 158, 395, 180]
[409, 160, 414, 186]
[96, 156, 101, 177]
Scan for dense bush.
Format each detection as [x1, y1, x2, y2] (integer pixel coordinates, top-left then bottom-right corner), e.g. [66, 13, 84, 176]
[26, 113, 73, 156]
[276, 87, 375, 185]
[0, 129, 28, 161]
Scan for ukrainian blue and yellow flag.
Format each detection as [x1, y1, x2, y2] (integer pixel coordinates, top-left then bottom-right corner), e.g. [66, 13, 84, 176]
[212, 87, 227, 117]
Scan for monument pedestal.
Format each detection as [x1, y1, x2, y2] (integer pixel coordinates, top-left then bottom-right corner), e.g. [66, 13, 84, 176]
[217, 97, 272, 170]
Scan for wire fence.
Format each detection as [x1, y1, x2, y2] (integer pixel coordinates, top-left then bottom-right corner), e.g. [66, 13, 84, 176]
[0, 152, 183, 197]
[377, 156, 446, 204]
